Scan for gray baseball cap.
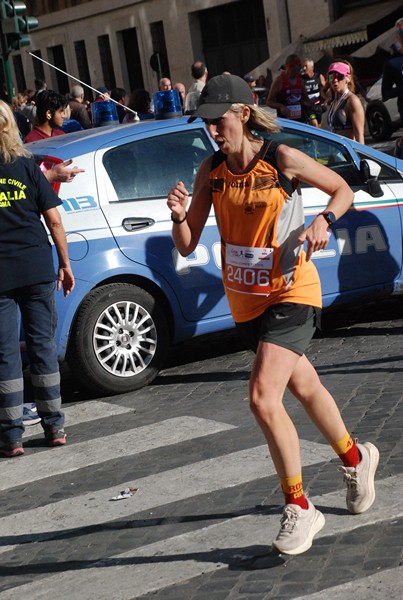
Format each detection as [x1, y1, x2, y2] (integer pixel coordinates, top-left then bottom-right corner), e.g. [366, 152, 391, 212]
[188, 74, 254, 123]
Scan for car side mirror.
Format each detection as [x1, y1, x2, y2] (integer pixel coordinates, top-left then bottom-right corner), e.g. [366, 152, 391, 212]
[359, 159, 383, 198]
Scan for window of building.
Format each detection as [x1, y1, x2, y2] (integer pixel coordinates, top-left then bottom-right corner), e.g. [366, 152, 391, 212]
[13, 55, 26, 93]
[48, 45, 69, 94]
[149, 21, 170, 81]
[118, 28, 144, 92]
[198, 0, 268, 77]
[74, 40, 93, 101]
[31, 50, 45, 82]
[98, 34, 116, 91]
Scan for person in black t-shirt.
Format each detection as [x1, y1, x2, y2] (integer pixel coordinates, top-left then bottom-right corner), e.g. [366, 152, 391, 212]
[0, 100, 75, 458]
[302, 58, 326, 127]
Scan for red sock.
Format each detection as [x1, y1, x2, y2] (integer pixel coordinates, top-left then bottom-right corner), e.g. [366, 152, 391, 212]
[280, 475, 309, 509]
[332, 432, 360, 467]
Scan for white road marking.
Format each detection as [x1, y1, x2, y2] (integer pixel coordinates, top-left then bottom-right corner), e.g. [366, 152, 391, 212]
[2, 475, 401, 599]
[0, 416, 235, 491]
[22, 401, 133, 439]
[0, 439, 333, 553]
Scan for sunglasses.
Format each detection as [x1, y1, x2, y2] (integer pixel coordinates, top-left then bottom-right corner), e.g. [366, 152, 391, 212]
[328, 72, 346, 82]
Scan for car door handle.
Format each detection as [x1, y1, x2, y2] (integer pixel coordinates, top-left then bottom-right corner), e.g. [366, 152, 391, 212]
[122, 217, 155, 232]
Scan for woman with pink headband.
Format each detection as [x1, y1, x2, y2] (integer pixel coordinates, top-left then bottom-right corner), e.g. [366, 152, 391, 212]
[327, 61, 365, 144]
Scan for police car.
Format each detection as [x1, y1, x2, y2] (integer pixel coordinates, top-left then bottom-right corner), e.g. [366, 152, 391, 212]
[26, 112, 403, 395]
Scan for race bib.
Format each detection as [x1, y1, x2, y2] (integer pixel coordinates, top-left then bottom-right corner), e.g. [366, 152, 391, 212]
[225, 244, 273, 295]
[288, 104, 302, 119]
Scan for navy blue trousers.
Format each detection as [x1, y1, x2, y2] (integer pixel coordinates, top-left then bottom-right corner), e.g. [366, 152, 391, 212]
[0, 282, 64, 444]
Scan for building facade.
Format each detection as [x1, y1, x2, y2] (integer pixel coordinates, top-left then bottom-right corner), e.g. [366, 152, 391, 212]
[5, 0, 401, 98]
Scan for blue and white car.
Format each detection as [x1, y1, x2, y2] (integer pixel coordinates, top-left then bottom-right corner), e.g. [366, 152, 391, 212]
[25, 116, 403, 395]
[365, 76, 401, 141]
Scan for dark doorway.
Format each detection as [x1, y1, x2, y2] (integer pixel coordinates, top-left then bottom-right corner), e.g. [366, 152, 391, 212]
[120, 28, 144, 93]
[31, 50, 46, 83]
[75, 40, 93, 101]
[98, 34, 116, 91]
[199, 0, 269, 77]
[49, 44, 69, 94]
[150, 21, 170, 82]
[13, 54, 26, 93]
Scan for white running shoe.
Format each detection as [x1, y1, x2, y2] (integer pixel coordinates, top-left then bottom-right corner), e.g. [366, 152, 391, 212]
[272, 499, 325, 555]
[341, 441, 379, 514]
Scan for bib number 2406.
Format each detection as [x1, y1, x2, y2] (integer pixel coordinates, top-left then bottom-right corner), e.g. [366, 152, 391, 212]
[225, 244, 273, 295]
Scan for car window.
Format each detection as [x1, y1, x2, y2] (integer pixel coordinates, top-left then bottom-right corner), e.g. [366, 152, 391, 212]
[355, 150, 402, 181]
[265, 129, 362, 186]
[103, 129, 213, 201]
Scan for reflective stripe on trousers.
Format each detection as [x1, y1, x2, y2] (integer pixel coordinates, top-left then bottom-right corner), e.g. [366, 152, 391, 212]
[0, 282, 64, 443]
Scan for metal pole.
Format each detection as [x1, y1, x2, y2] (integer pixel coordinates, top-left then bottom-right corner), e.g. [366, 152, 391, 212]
[27, 51, 139, 119]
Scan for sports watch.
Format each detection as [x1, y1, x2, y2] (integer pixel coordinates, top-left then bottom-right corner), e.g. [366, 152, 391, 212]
[319, 211, 337, 226]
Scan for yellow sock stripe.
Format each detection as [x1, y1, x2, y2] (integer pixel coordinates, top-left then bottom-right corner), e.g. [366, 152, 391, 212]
[280, 474, 303, 495]
[331, 431, 354, 456]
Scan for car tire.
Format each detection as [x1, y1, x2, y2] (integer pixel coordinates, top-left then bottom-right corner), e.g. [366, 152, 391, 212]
[67, 283, 170, 395]
[366, 101, 393, 141]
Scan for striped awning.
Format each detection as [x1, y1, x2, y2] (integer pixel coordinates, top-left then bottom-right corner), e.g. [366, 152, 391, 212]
[303, 0, 402, 54]
[304, 30, 368, 54]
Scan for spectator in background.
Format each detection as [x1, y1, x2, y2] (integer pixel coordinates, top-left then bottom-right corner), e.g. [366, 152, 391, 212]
[23, 91, 84, 177]
[188, 60, 208, 94]
[174, 82, 186, 110]
[256, 74, 269, 105]
[12, 93, 32, 139]
[110, 87, 127, 123]
[123, 89, 154, 122]
[326, 61, 365, 144]
[266, 54, 309, 122]
[302, 58, 326, 127]
[243, 75, 258, 105]
[19, 79, 48, 124]
[34, 78, 47, 96]
[24, 90, 67, 143]
[19, 88, 37, 126]
[389, 41, 401, 57]
[382, 17, 403, 158]
[94, 86, 110, 102]
[61, 104, 83, 133]
[185, 60, 208, 115]
[159, 78, 172, 91]
[22, 88, 35, 105]
[68, 85, 92, 129]
[257, 74, 266, 88]
[12, 91, 29, 110]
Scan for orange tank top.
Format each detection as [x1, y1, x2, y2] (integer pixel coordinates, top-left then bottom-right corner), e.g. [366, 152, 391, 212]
[209, 142, 322, 323]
